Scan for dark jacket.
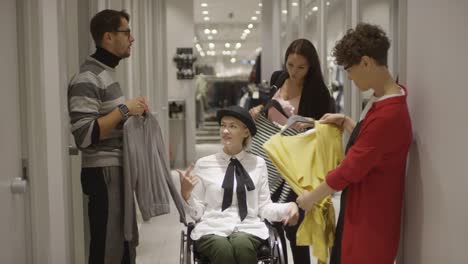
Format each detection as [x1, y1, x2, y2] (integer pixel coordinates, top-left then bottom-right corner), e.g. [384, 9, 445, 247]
[268, 70, 335, 119]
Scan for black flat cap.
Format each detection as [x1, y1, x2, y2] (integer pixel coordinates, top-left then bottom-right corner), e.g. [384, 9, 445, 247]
[216, 105, 257, 137]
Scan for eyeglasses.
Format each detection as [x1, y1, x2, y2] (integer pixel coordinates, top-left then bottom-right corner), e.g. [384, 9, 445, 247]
[114, 29, 131, 37]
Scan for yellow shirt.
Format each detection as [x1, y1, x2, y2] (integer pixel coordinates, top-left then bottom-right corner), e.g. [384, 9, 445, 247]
[263, 122, 343, 263]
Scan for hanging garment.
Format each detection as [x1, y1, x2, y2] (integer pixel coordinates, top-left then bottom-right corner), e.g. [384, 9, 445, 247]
[123, 113, 186, 241]
[250, 113, 302, 203]
[263, 122, 343, 264]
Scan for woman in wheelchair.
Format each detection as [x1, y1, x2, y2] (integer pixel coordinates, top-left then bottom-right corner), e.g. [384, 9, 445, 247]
[177, 106, 299, 264]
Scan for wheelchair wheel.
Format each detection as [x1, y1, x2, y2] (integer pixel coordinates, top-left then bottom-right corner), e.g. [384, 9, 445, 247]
[269, 225, 285, 264]
[185, 237, 192, 264]
[180, 230, 186, 264]
[180, 229, 193, 264]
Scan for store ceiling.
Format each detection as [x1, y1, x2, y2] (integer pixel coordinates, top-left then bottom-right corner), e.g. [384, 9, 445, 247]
[193, 0, 263, 63]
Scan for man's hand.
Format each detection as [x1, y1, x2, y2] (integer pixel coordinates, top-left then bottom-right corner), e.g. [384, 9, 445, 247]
[136, 96, 150, 112]
[283, 202, 299, 226]
[296, 190, 314, 212]
[177, 165, 199, 201]
[125, 97, 148, 116]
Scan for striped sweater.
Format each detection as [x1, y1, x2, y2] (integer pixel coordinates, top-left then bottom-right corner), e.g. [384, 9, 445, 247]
[68, 57, 125, 167]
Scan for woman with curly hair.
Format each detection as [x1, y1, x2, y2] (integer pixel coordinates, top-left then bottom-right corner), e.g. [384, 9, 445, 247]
[296, 23, 412, 264]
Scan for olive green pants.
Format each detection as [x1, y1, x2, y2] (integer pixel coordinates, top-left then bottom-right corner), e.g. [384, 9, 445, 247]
[195, 232, 264, 264]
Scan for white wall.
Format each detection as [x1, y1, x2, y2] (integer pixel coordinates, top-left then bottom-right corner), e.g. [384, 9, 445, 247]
[0, 0, 27, 263]
[360, 0, 391, 33]
[403, 0, 468, 263]
[261, 0, 282, 83]
[359, 0, 392, 100]
[166, 0, 195, 99]
[166, 0, 196, 165]
[14, 0, 75, 262]
[326, 0, 346, 58]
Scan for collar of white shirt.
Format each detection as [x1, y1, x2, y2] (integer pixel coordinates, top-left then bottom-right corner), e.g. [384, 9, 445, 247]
[217, 149, 247, 162]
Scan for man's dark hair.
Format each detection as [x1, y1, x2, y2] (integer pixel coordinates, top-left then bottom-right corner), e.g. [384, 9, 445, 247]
[332, 23, 390, 68]
[90, 9, 130, 46]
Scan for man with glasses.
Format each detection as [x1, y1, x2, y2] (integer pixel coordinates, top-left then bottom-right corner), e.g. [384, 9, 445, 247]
[68, 9, 147, 264]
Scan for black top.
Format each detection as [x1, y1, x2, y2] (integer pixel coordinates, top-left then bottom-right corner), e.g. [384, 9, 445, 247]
[268, 70, 335, 120]
[329, 121, 363, 264]
[91, 46, 121, 68]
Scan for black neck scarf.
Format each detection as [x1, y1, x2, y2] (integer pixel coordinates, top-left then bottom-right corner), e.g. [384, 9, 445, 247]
[221, 158, 256, 221]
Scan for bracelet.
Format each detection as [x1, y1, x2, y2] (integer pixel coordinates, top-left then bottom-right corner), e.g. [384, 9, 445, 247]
[339, 114, 346, 127]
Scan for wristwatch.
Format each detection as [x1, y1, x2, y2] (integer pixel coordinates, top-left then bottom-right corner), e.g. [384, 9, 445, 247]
[117, 104, 129, 119]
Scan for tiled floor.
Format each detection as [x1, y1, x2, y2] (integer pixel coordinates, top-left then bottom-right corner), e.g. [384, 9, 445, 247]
[136, 143, 341, 264]
[135, 170, 184, 264]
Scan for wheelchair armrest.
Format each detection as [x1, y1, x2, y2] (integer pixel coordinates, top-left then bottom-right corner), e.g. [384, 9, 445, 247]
[187, 222, 195, 235]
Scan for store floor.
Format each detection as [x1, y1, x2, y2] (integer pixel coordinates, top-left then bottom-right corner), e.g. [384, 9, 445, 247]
[136, 143, 341, 264]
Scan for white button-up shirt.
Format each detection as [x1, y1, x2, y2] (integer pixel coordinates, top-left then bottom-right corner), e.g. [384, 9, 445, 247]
[185, 149, 291, 240]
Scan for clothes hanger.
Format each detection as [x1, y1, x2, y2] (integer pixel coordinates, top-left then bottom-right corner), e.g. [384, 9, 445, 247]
[280, 114, 315, 133]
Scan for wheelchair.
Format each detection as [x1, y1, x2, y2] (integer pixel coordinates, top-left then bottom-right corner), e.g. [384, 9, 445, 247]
[179, 220, 285, 264]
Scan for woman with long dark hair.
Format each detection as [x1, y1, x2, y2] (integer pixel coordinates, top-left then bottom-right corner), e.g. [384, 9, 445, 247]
[249, 39, 334, 264]
[250, 39, 334, 123]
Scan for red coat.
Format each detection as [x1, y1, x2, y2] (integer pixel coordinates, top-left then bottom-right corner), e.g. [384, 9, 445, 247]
[326, 87, 412, 264]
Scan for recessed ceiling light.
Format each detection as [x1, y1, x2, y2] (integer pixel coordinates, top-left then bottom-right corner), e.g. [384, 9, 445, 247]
[225, 43, 231, 48]
[326, 1, 330, 6]
[200, 52, 205, 57]
[248, 23, 253, 29]
[209, 43, 215, 49]
[230, 58, 236, 63]
[282, 10, 288, 14]
[204, 16, 210, 21]
[312, 6, 318, 11]
[207, 35, 213, 40]
[244, 29, 251, 34]
[201, 3, 208, 7]
[202, 10, 209, 15]
[204, 28, 210, 34]
[235, 43, 242, 49]
[256, 10, 261, 15]
[211, 29, 218, 34]
[292, 2, 298, 7]
[259, 3, 262, 7]
[251, 16, 258, 21]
